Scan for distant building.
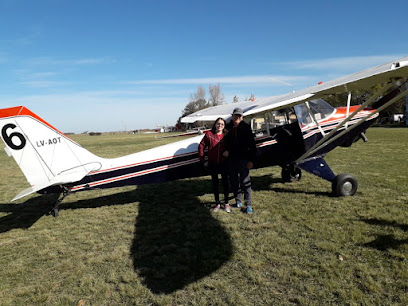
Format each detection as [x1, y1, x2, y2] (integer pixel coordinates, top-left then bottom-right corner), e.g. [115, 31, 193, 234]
[390, 114, 404, 123]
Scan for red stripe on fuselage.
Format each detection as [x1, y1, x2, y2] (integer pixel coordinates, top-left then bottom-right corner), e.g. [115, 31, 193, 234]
[90, 151, 197, 174]
[71, 158, 199, 191]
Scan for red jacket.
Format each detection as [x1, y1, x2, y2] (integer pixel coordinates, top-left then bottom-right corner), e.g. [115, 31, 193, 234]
[198, 131, 226, 165]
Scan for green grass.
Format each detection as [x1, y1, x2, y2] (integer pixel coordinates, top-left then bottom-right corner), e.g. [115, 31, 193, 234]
[0, 128, 407, 305]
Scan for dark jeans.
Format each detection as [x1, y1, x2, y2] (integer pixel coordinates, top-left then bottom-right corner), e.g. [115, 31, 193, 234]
[209, 163, 229, 204]
[228, 159, 252, 207]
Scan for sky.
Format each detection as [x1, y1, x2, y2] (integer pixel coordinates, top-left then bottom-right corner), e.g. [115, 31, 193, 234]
[0, 0, 407, 133]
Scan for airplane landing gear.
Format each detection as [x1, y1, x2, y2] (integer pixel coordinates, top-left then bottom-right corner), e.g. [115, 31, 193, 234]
[50, 207, 59, 217]
[49, 187, 71, 217]
[281, 165, 302, 182]
[332, 173, 358, 196]
[298, 157, 358, 196]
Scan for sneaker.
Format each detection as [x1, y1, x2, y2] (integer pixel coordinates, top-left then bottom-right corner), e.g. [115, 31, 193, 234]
[245, 206, 253, 214]
[224, 204, 231, 213]
[234, 202, 243, 208]
[212, 204, 221, 212]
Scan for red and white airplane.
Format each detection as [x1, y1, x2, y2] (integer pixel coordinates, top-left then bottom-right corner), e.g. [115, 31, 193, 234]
[1, 56, 408, 216]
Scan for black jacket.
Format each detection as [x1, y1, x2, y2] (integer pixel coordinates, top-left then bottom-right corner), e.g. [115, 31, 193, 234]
[225, 120, 257, 162]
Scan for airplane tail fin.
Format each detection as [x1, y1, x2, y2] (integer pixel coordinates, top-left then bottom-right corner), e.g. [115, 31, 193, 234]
[0, 106, 102, 201]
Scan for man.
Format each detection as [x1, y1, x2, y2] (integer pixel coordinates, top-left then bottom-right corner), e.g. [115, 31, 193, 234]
[224, 107, 257, 214]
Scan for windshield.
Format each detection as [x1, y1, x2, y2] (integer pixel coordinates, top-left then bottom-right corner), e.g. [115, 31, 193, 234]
[294, 99, 335, 126]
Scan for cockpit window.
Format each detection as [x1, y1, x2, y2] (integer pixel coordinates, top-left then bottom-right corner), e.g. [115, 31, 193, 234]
[250, 107, 297, 137]
[294, 99, 335, 126]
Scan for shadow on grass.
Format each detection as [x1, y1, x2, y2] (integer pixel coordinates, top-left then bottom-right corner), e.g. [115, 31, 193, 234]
[251, 173, 333, 196]
[0, 194, 59, 233]
[270, 187, 332, 197]
[360, 217, 408, 231]
[130, 179, 233, 294]
[0, 178, 234, 294]
[363, 235, 408, 251]
[0, 173, 331, 234]
[0, 173, 334, 293]
[360, 217, 408, 251]
[251, 174, 282, 191]
[66, 178, 234, 294]
[129, 174, 333, 293]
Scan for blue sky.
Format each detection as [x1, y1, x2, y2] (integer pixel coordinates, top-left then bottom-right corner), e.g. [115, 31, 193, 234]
[0, 0, 407, 133]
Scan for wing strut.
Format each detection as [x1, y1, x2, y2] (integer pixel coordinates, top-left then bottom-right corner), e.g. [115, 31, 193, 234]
[345, 92, 351, 129]
[296, 81, 408, 163]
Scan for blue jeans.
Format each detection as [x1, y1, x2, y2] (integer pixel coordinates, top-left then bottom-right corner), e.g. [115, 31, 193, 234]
[228, 159, 252, 207]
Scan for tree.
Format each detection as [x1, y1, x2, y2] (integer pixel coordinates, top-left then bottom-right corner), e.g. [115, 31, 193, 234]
[244, 93, 255, 101]
[190, 85, 206, 103]
[325, 89, 372, 108]
[180, 84, 226, 126]
[325, 85, 406, 123]
[182, 101, 199, 117]
[195, 98, 208, 111]
[208, 84, 225, 106]
[182, 86, 209, 117]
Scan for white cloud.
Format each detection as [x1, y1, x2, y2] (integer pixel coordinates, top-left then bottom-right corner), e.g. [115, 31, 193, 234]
[31, 71, 58, 78]
[124, 75, 309, 86]
[21, 80, 68, 88]
[25, 56, 116, 67]
[0, 26, 43, 47]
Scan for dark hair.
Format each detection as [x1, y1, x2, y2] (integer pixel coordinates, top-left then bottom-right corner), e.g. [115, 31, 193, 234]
[211, 117, 227, 134]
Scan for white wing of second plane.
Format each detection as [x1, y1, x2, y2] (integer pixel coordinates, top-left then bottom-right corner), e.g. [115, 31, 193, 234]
[181, 56, 408, 123]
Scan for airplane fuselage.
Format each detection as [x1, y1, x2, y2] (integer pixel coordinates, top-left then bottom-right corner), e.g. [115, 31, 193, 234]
[41, 104, 377, 195]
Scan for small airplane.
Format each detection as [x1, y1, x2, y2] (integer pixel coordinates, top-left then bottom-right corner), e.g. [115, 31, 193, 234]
[1, 56, 408, 216]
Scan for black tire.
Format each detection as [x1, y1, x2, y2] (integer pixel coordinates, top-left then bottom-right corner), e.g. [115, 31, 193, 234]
[281, 166, 302, 183]
[51, 208, 59, 217]
[332, 173, 358, 196]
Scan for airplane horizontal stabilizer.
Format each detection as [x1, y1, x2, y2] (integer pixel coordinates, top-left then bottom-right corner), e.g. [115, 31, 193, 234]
[11, 165, 97, 201]
[11, 163, 101, 201]
[12, 187, 38, 202]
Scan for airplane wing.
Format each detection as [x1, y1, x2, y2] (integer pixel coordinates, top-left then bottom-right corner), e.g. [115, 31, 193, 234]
[181, 56, 408, 123]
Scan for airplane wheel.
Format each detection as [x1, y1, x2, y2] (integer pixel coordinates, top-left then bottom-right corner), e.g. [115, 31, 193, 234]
[332, 173, 358, 196]
[281, 167, 302, 182]
[51, 208, 59, 217]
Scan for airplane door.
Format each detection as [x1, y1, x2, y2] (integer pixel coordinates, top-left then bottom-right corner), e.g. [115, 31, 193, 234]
[250, 108, 305, 167]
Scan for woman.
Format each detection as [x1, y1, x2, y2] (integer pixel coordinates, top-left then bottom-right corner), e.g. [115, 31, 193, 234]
[198, 118, 230, 212]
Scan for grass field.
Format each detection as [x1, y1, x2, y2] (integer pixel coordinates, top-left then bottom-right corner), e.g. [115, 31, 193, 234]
[0, 128, 407, 305]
